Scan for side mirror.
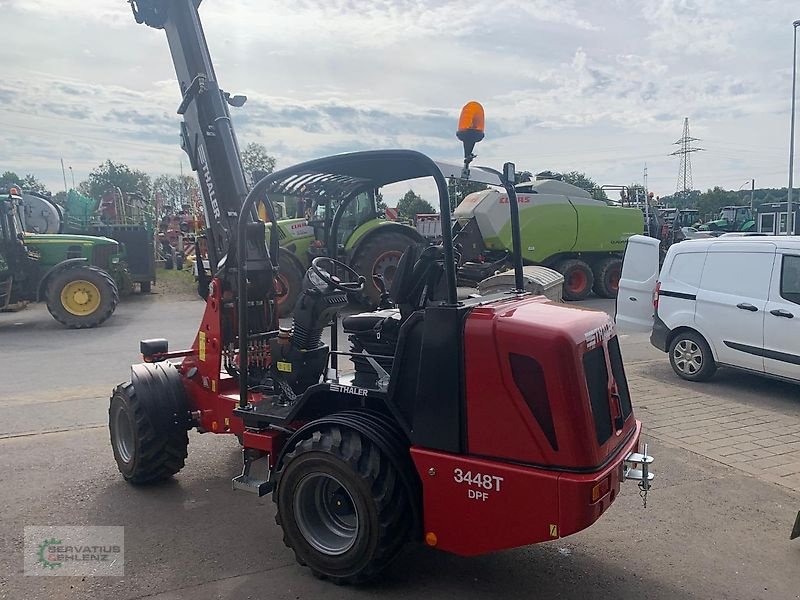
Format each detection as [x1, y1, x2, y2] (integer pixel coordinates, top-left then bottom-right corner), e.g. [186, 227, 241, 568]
[227, 94, 247, 108]
[503, 162, 516, 186]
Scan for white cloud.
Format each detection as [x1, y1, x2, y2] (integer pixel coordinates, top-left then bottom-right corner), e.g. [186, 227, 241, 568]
[0, 0, 797, 199]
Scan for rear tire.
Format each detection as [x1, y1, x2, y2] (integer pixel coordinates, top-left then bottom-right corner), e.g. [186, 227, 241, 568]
[556, 258, 594, 301]
[592, 257, 622, 299]
[274, 426, 412, 584]
[46, 265, 119, 329]
[351, 231, 417, 307]
[668, 330, 717, 382]
[108, 382, 189, 483]
[276, 249, 305, 318]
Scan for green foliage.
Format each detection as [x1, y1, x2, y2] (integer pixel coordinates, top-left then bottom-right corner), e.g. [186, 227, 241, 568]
[87, 160, 151, 200]
[696, 186, 740, 220]
[241, 142, 277, 184]
[153, 174, 200, 215]
[0, 171, 48, 193]
[396, 189, 434, 220]
[561, 170, 607, 200]
[375, 190, 388, 212]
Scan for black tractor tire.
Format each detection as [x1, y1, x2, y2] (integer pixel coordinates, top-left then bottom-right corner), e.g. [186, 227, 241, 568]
[276, 249, 305, 318]
[140, 280, 152, 294]
[555, 258, 594, 301]
[46, 265, 119, 329]
[592, 257, 623, 299]
[108, 381, 189, 484]
[668, 330, 717, 382]
[274, 425, 413, 584]
[176, 253, 185, 271]
[350, 231, 417, 307]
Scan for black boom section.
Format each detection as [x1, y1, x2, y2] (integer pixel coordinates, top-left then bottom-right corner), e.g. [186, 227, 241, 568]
[130, 0, 267, 279]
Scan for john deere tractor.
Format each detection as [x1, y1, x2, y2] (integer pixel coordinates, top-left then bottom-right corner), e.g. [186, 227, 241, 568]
[264, 190, 425, 316]
[0, 187, 120, 328]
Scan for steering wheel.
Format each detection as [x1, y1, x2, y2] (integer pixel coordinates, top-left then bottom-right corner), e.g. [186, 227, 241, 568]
[310, 256, 365, 292]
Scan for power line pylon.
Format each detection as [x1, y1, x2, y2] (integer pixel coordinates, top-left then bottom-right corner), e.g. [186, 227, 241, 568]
[669, 117, 704, 199]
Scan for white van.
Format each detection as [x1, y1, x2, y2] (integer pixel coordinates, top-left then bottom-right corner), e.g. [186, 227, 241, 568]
[616, 235, 800, 383]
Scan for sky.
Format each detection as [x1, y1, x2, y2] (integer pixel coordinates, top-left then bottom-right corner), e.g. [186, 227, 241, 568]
[0, 0, 798, 205]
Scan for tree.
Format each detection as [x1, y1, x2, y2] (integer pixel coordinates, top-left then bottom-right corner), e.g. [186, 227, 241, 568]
[241, 142, 277, 184]
[86, 160, 151, 200]
[561, 171, 607, 201]
[375, 190, 388, 212]
[0, 171, 48, 193]
[697, 186, 739, 220]
[152, 174, 200, 215]
[396, 190, 434, 220]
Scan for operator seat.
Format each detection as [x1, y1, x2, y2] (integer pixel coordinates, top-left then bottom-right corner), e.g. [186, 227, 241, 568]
[342, 244, 445, 388]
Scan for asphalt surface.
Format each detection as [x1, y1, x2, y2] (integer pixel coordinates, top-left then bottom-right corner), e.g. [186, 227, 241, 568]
[1, 294, 799, 599]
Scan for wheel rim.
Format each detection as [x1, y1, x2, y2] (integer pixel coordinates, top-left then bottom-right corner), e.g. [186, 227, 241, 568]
[60, 280, 101, 316]
[372, 250, 403, 289]
[293, 473, 359, 556]
[113, 405, 135, 464]
[673, 339, 703, 375]
[567, 269, 587, 293]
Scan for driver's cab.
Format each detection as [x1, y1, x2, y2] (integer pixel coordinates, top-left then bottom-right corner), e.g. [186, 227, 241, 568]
[720, 206, 752, 224]
[309, 190, 378, 250]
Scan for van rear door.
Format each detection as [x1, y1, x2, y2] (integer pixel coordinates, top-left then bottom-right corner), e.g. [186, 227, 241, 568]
[616, 235, 660, 332]
[763, 252, 800, 381]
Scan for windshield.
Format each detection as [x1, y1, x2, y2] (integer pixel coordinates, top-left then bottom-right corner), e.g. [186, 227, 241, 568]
[311, 191, 376, 246]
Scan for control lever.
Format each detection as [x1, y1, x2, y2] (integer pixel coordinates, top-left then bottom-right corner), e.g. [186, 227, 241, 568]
[373, 274, 393, 309]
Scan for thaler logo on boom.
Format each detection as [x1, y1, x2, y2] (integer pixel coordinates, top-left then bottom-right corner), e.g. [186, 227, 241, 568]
[198, 144, 221, 219]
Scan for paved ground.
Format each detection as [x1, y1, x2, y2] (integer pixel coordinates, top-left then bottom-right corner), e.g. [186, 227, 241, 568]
[1, 294, 799, 599]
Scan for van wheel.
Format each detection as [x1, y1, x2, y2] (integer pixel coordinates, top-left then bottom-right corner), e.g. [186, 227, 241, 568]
[668, 331, 717, 382]
[556, 258, 593, 301]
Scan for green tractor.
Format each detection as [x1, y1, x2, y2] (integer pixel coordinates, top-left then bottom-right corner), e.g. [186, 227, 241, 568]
[0, 187, 120, 328]
[699, 205, 755, 234]
[265, 190, 425, 315]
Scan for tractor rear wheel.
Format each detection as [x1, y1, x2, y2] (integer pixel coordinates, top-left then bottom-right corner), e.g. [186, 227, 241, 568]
[592, 257, 623, 299]
[46, 265, 119, 328]
[350, 231, 416, 307]
[108, 382, 189, 484]
[274, 425, 412, 584]
[276, 249, 305, 318]
[556, 258, 594, 301]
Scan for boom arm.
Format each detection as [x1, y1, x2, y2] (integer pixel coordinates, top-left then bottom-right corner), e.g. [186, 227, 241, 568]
[130, 0, 269, 280]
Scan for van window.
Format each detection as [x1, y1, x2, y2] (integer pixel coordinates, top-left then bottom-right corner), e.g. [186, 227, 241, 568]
[781, 255, 800, 305]
[622, 242, 658, 282]
[700, 252, 774, 301]
[667, 252, 704, 288]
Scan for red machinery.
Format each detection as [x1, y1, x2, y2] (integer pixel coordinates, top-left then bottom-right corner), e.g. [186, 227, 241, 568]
[111, 0, 654, 584]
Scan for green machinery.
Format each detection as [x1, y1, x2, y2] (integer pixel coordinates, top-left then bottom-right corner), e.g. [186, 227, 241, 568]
[22, 188, 156, 293]
[1, 187, 120, 328]
[453, 176, 644, 300]
[264, 190, 425, 315]
[699, 205, 756, 234]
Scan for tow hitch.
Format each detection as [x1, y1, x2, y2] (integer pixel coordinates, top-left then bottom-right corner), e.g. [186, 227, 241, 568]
[623, 443, 655, 508]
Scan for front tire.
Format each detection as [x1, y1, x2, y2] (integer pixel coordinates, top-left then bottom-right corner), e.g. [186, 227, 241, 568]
[556, 258, 594, 301]
[274, 426, 413, 584]
[351, 231, 416, 307]
[108, 382, 189, 484]
[46, 265, 119, 328]
[668, 331, 717, 382]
